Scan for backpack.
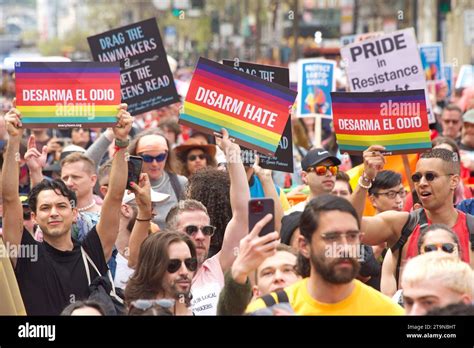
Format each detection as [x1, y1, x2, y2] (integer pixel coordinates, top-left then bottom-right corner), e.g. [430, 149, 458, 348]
[391, 209, 474, 287]
[81, 247, 126, 315]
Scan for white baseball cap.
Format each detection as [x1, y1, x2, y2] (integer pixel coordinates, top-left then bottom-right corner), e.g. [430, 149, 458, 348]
[122, 189, 170, 205]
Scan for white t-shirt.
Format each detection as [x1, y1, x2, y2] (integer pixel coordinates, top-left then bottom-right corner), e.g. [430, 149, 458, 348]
[191, 254, 224, 315]
[114, 252, 134, 290]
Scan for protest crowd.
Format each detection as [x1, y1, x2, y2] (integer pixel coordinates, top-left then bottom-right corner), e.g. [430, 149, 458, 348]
[1, 18, 474, 319]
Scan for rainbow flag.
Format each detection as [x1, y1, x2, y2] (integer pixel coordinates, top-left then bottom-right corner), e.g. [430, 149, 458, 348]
[15, 62, 121, 128]
[181, 58, 297, 156]
[331, 90, 431, 155]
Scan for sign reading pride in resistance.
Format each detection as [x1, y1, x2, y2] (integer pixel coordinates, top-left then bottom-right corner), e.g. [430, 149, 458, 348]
[88, 18, 180, 115]
[181, 57, 297, 156]
[15, 62, 121, 128]
[222, 59, 294, 173]
[341, 28, 434, 124]
[419, 42, 444, 83]
[331, 89, 431, 155]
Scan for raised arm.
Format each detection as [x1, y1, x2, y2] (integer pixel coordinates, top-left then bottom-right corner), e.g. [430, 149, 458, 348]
[216, 129, 250, 272]
[361, 209, 409, 247]
[2, 100, 25, 267]
[350, 145, 386, 219]
[24, 135, 46, 187]
[97, 104, 132, 260]
[85, 128, 114, 168]
[381, 248, 398, 297]
[253, 156, 283, 233]
[127, 173, 153, 269]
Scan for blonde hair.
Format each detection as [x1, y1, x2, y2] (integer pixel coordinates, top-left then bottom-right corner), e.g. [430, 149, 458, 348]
[60, 152, 96, 175]
[402, 252, 474, 297]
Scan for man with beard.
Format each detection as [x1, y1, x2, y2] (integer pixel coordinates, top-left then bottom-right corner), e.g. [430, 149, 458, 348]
[2, 102, 132, 315]
[125, 231, 197, 315]
[246, 195, 404, 315]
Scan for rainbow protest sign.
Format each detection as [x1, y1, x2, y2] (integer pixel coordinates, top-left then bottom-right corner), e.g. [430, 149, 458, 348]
[331, 89, 431, 155]
[180, 58, 297, 156]
[15, 62, 121, 128]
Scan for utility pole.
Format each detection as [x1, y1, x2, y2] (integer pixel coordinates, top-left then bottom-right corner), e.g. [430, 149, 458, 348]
[291, 0, 299, 61]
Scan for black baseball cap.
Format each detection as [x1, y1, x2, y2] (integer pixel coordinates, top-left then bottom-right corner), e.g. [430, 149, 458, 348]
[301, 148, 341, 171]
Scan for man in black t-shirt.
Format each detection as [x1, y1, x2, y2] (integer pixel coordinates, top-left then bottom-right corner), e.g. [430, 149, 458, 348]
[2, 101, 133, 315]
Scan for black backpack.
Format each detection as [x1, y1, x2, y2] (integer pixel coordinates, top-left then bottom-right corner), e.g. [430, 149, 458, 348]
[391, 208, 474, 287]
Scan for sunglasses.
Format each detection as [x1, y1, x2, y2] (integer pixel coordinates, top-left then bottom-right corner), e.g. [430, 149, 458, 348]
[130, 299, 175, 311]
[187, 154, 206, 161]
[411, 171, 454, 183]
[307, 165, 338, 176]
[184, 225, 216, 237]
[422, 243, 456, 254]
[23, 209, 32, 221]
[140, 152, 168, 163]
[167, 258, 198, 273]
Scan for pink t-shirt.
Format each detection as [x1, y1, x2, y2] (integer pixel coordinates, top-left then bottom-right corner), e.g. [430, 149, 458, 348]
[191, 254, 224, 315]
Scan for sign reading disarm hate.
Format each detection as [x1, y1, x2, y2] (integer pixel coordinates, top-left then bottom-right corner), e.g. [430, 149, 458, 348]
[15, 62, 121, 128]
[222, 59, 294, 173]
[181, 58, 297, 156]
[88, 18, 179, 115]
[331, 89, 431, 155]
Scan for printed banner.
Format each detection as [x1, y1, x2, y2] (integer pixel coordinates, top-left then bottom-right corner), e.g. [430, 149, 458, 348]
[222, 59, 294, 173]
[455, 65, 474, 89]
[331, 89, 431, 155]
[419, 42, 444, 82]
[15, 62, 121, 128]
[341, 28, 435, 124]
[181, 57, 297, 156]
[297, 58, 336, 118]
[88, 18, 179, 115]
[443, 64, 453, 98]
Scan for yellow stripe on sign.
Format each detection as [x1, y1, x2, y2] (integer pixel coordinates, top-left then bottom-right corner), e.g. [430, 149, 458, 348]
[336, 131, 430, 142]
[184, 102, 282, 143]
[19, 105, 117, 112]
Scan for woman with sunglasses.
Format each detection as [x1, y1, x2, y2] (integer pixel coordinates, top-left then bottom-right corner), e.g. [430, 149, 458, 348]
[174, 138, 217, 178]
[125, 231, 197, 316]
[417, 224, 462, 260]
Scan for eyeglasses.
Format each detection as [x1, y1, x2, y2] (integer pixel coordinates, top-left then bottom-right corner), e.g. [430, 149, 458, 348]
[140, 152, 168, 163]
[422, 243, 456, 254]
[373, 189, 407, 199]
[130, 299, 175, 311]
[167, 258, 198, 273]
[184, 225, 216, 237]
[320, 231, 362, 243]
[411, 171, 454, 183]
[307, 165, 338, 176]
[187, 154, 206, 161]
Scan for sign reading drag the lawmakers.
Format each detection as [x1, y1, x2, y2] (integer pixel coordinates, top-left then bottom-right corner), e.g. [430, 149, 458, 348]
[331, 89, 431, 155]
[419, 42, 444, 82]
[181, 57, 297, 156]
[88, 18, 179, 115]
[443, 64, 454, 97]
[222, 59, 294, 173]
[341, 28, 435, 123]
[15, 62, 121, 128]
[297, 58, 336, 118]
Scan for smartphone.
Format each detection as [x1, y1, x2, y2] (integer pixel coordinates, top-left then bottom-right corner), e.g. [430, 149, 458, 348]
[127, 155, 143, 190]
[248, 198, 275, 237]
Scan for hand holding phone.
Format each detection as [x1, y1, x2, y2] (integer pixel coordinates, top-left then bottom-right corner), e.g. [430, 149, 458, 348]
[127, 155, 143, 190]
[248, 198, 275, 237]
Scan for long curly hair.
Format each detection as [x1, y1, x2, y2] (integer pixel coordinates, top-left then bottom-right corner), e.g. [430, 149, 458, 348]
[186, 168, 232, 257]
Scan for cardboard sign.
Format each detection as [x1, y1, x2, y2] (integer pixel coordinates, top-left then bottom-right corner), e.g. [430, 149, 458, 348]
[455, 65, 474, 89]
[341, 28, 435, 124]
[443, 63, 453, 97]
[15, 62, 121, 128]
[222, 59, 294, 173]
[331, 89, 431, 155]
[297, 58, 336, 118]
[181, 57, 297, 156]
[88, 18, 179, 115]
[419, 43, 444, 82]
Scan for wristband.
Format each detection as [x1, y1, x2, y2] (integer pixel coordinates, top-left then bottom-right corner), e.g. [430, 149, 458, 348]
[358, 175, 372, 189]
[136, 217, 152, 222]
[115, 138, 130, 149]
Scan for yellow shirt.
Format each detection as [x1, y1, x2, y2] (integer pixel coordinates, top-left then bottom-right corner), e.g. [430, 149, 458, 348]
[246, 278, 404, 315]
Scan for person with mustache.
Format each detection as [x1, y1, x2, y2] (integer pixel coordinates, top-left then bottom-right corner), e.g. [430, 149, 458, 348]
[125, 231, 197, 316]
[246, 195, 404, 315]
